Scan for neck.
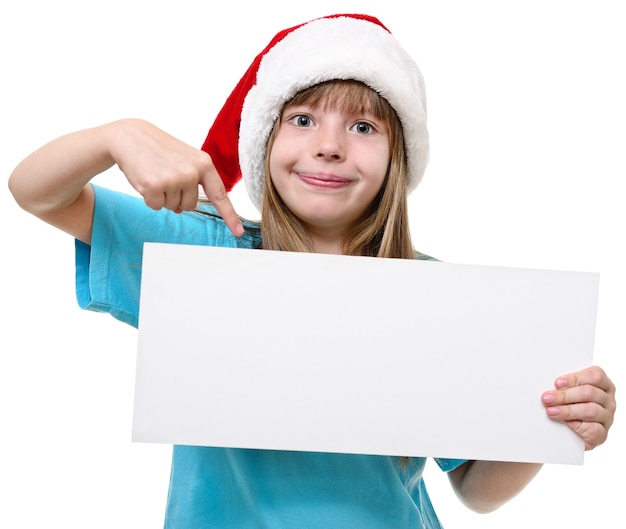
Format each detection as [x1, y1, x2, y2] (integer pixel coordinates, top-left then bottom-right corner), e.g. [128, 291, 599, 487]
[312, 239, 344, 255]
[307, 227, 346, 255]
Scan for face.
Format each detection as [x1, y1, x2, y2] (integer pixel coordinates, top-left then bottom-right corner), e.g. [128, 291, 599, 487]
[268, 102, 390, 239]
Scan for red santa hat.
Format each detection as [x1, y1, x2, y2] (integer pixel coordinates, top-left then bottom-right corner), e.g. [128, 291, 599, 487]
[202, 13, 429, 212]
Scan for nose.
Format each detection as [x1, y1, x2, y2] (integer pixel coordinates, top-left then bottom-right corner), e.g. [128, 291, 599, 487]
[314, 124, 345, 161]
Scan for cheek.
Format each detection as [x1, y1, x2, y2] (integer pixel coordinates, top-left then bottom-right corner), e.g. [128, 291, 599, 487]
[268, 132, 291, 179]
[370, 149, 390, 188]
[367, 139, 390, 171]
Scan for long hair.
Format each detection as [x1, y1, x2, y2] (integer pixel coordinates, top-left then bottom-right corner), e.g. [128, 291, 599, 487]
[260, 80, 415, 259]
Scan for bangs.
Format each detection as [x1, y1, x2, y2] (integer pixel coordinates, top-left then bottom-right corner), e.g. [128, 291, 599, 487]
[285, 80, 394, 121]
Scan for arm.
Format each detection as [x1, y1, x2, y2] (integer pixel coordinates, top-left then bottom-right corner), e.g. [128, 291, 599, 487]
[448, 365, 616, 513]
[8, 118, 243, 244]
[448, 460, 542, 514]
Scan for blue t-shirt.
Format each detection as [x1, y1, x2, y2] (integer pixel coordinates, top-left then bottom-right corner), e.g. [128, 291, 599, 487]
[76, 184, 467, 529]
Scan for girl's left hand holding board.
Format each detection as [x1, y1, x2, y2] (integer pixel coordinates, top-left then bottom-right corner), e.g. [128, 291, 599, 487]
[8, 119, 245, 243]
[541, 365, 616, 451]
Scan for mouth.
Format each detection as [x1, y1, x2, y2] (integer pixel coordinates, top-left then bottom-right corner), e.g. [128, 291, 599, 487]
[297, 172, 352, 189]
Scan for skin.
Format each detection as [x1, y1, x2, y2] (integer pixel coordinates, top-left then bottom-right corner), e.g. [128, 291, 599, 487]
[269, 104, 390, 254]
[8, 117, 617, 514]
[8, 118, 243, 244]
[450, 365, 615, 513]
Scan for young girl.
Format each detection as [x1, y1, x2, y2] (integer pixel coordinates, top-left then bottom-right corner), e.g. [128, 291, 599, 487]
[8, 13, 616, 529]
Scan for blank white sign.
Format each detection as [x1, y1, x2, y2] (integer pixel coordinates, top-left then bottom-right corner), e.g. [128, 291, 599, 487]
[133, 243, 599, 464]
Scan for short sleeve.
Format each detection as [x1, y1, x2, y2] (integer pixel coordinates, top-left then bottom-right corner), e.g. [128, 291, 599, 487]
[433, 458, 468, 473]
[75, 185, 259, 329]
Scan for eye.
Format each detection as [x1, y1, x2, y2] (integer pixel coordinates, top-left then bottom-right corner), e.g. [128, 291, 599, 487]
[289, 114, 314, 127]
[351, 121, 373, 134]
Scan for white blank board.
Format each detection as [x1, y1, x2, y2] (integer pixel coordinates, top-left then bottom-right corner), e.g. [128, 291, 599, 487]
[133, 243, 599, 464]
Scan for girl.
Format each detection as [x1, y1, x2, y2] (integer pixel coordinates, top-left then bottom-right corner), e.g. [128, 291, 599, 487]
[8, 13, 616, 529]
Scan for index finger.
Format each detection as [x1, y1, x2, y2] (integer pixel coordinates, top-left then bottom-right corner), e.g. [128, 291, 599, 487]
[200, 165, 244, 237]
[555, 365, 614, 393]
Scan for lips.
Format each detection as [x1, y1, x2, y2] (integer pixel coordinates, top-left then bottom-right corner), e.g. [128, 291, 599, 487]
[298, 172, 352, 189]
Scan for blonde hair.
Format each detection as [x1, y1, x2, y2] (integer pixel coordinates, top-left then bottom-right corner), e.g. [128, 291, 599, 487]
[260, 80, 415, 259]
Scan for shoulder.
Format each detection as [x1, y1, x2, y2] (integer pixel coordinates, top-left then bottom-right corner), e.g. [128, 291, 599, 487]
[91, 186, 261, 248]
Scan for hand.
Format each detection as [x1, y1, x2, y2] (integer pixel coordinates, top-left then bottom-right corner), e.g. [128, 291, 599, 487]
[111, 119, 244, 236]
[541, 365, 616, 450]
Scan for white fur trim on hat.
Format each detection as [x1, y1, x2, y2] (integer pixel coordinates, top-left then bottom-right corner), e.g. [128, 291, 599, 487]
[239, 15, 429, 212]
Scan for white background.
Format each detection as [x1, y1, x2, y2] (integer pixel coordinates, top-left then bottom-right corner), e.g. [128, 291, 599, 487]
[1, 1, 623, 527]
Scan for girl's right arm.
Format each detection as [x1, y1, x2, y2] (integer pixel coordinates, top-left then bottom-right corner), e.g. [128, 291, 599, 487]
[8, 118, 243, 244]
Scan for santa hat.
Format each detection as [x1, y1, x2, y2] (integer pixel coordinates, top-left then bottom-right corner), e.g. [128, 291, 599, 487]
[202, 13, 429, 212]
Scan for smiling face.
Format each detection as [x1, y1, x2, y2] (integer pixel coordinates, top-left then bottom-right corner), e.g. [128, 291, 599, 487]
[268, 85, 391, 252]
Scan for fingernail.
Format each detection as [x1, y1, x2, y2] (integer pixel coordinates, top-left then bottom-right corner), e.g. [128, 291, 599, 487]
[542, 393, 556, 405]
[555, 377, 568, 388]
[546, 407, 561, 417]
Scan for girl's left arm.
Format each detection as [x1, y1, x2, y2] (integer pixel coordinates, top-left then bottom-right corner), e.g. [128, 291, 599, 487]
[448, 365, 616, 513]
